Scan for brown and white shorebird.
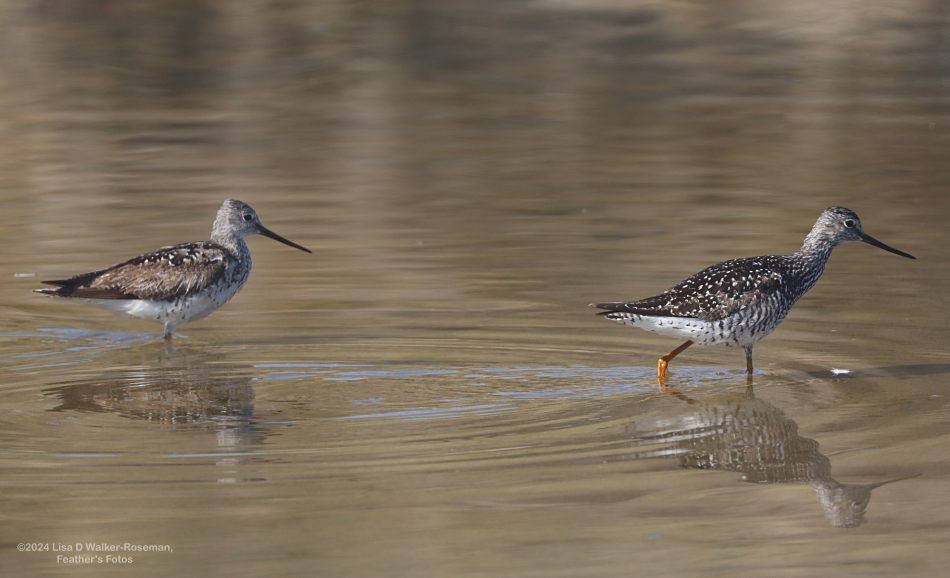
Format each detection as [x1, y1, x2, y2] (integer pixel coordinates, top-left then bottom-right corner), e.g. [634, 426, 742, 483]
[35, 199, 311, 338]
[592, 207, 915, 379]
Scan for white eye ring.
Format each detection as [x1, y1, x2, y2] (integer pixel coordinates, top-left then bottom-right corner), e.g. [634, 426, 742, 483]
[844, 219, 855, 228]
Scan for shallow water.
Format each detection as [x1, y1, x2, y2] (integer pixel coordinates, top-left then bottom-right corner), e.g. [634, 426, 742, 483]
[2, 1, 950, 577]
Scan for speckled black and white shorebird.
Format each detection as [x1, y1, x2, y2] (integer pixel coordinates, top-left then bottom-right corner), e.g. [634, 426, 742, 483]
[35, 199, 311, 338]
[592, 207, 915, 379]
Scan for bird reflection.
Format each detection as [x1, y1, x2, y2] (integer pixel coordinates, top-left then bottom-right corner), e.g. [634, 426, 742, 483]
[627, 387, 918, 527]
[45, 349, 265, 449]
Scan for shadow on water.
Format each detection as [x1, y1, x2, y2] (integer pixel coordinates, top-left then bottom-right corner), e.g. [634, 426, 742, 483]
[624, 385, 920, 527]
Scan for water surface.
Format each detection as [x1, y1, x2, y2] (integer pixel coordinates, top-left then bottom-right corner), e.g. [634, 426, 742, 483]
[1, 1, 949, 577]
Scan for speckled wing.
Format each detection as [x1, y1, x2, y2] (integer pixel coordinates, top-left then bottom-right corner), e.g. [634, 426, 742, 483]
[38, 242, 231, 301]
[594, 256, 790, 322]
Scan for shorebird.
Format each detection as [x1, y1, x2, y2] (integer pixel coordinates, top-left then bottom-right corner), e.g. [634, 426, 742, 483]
[35, 199, 311, 338]
[592, 207, 915, 379]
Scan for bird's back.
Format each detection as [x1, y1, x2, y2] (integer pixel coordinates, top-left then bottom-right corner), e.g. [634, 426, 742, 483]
[36, 242, 242, 302]
[593, 254, 816, 347]
[597, 255, 801, 320]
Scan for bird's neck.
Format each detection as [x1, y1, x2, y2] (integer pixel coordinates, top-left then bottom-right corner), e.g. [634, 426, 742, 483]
[793, 240, 833, 293]
[797, 241, 833, 262]
[211, 232, 251, 263]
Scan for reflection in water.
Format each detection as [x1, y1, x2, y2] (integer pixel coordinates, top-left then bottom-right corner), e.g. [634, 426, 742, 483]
[44, 350, 266, 451]
[628, 387, 918, 527]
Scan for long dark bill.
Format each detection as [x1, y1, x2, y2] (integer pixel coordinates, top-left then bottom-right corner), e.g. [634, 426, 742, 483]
[860, 232, 915, 260]
[257, 224, 313, 253]
[865, 473, 922, 490]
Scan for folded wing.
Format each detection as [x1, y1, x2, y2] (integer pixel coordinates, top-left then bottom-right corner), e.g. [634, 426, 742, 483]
[36, 242, 231, 301]
[593, 256, 790, 322]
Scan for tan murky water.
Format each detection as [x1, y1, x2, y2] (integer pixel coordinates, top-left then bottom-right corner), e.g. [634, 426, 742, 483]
[2, 1, 949, 577]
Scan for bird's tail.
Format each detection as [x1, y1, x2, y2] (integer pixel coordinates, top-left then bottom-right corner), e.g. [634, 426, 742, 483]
[34, 280, 79, 297]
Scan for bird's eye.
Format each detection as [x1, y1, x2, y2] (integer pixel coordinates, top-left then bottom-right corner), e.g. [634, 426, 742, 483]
[243, 213, 253, 222]
[844, 219, 855, 228]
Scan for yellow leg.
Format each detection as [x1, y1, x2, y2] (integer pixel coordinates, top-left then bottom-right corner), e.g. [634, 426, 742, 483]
[657, 340, 694, 380]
